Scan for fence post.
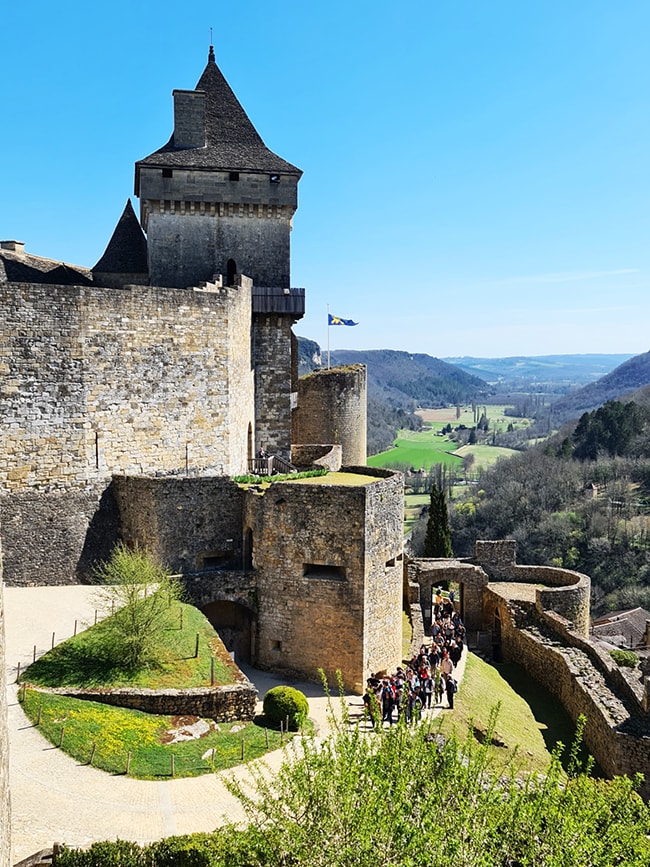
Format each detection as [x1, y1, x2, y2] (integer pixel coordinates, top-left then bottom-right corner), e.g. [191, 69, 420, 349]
[241, 739, 245, 761]
[74, 619, 78, 637]
[194, 633, 199, 658]
[33, 645, 37, 663]
[58, 726, 65, 748]
[171, 754, 175, 777]
[89, 743, 96, 766]
[16, 661, 20, 683]
[125, 751, 131, 774]
[210, 657, 215, 686]
[51, 632, 55, 650]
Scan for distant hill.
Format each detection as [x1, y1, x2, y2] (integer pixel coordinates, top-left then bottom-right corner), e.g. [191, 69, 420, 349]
[296, 343, 489, 408]
[550, 350, 650, 423]
[443, 354, 633, 389]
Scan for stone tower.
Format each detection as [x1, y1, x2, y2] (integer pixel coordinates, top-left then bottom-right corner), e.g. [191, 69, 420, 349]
[134, 45, 302, 292]
[134, 46, 304, 460]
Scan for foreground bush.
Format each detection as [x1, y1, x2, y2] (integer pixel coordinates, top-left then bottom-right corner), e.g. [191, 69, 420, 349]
[262, 685, 309, 731]
[54, 704, 650, 867]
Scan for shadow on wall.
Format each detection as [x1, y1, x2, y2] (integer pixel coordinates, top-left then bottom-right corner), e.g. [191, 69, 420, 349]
[76, 485, 120, 581]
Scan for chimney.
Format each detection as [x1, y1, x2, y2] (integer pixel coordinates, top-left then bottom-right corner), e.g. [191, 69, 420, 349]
[172, 90, 206, 149]
[1, 240, 25, 254]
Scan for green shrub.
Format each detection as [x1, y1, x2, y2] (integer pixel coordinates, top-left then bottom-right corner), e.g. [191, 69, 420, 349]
[610, 649, 639, 668]
[263, 685, 309, 731]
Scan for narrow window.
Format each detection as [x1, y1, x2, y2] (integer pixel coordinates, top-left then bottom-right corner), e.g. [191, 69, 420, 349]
[162, 168, 173, 178]
[270, 174, 280, 183]
[229, 171, 240, 181]
[227, 258, 237, 286]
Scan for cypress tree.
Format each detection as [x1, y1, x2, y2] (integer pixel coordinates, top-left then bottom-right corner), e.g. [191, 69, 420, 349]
[424, 482, 453, 558]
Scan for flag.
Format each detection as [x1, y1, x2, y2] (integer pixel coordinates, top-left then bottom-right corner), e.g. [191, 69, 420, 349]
[328, 314, 358, 326]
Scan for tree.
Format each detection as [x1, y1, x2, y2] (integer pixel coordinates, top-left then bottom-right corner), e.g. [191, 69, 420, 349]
[424, 482, 453, 557]
[93, 543, 183, 671]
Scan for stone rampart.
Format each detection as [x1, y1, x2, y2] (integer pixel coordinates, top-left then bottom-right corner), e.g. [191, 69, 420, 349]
[490, 591, 650, 798]
[293, 365, 367, 465]
[0, 279, 254, 489]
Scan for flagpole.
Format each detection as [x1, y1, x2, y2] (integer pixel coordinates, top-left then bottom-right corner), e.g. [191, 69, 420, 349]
[327, 303, 330, 369]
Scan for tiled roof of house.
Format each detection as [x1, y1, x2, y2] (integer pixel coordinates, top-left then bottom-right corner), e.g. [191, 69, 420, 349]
[136, 47, 301, 176]
[93, 200, 148, 274]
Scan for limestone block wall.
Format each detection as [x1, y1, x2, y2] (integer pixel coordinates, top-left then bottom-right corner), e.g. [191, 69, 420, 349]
[0, 280, 254, 488]
[113, 475, 245, 575]
[472, 540, 590, 637]
[492, 593, 650, 799]
[361, 469, 404, 677]
[0, 574, 12, 867]
[253, 315, 294, 459]
[293, 365, 367, 465]
[247, 469, 403, 692]
[0, 482, 119, 586]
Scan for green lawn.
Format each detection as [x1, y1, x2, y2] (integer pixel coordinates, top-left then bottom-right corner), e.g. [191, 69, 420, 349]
[19, 687, 292, 779]
[454, 443, 520, 469]
[367, 430, 462, 472]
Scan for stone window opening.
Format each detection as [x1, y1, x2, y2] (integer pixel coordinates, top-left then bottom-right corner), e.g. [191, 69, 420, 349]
[162, 168, 173, 178]
[385, 557, 396, 568]
[303, 563, 346, 581]
[271, 639, 282, 652]
[229, 171, 239, 181]
[227, 258, 237, 286]
[197, 550, 234, 570]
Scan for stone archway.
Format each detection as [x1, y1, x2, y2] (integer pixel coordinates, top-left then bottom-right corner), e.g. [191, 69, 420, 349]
[202, 600, 254, 664]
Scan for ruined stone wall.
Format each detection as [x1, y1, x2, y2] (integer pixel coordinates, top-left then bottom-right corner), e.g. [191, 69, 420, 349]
[0, 573, 12, 867]
[248, 470, 401, 692]
[293, 365, 367, 465]
[491, 591, 650, 799]
[113, 475, 245, 575]
[473, 540, 590, 636]
[0, 280, 254, 487]
[253, 315, 294, 459]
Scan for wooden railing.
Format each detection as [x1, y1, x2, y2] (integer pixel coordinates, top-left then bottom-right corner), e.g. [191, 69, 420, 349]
[247, 454, 298, 476]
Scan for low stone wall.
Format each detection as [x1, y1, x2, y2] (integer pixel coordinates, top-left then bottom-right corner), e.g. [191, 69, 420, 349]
[290, 444, 342, 471]
[30, 681, 257, 723]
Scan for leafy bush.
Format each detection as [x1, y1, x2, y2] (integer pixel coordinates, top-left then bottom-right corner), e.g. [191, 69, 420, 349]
[263, 685, 309, 731]
[610, 649, 639, 668]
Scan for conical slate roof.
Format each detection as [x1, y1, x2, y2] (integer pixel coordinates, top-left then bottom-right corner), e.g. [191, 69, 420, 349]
[93, 200, 148, 273]
[136, 47, 301, 176]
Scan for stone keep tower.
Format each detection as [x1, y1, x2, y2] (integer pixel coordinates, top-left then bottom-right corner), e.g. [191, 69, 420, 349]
[135, 46, 304, 459]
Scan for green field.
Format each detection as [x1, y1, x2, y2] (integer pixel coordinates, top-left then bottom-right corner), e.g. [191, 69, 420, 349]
[367, 430, 462, 472]
[417, 404, 531, 434]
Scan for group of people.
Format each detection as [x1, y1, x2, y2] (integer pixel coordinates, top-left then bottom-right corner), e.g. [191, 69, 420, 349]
[363, 588, 465, 727]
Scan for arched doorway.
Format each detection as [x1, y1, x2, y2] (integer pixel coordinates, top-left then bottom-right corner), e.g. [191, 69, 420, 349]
[202, 600, 253, 664]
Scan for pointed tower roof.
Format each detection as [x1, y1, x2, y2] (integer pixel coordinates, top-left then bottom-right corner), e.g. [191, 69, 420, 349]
[93, 200, 148, 274]
[135, 47, 301, 176]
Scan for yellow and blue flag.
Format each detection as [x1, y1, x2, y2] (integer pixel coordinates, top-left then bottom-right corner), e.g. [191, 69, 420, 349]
[328, 314, 358, 326]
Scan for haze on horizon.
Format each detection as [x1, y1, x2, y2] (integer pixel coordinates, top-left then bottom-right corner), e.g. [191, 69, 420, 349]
[1, 1, 647, 360]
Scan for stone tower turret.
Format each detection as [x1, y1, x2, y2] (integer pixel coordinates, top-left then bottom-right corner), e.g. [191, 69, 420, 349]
[134, 45, 302, 291]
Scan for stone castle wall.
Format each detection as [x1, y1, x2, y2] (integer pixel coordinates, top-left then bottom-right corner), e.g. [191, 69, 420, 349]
[0, 574, 12, 867]
[247, 469, 402, 692]
[491, 593, 650, 799]
[0, 279, 254, 488]
[293, 365, 367, 465]
[253, 315, 294, 460]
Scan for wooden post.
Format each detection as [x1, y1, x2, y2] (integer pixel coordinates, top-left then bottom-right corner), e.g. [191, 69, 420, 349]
[51, 632, 55, 649]
[194, 633, 199, 658]
[170, 754, 175, 777]
[89, 743, 96, 766]
[180, 609, 183, 630]
[265, 728, 269, 748]
[74, 619, 78, 637]
[58, 726, 65, 748]
[211, 747, 216, 765]
[126, 751, 132, 774]
[94, 610, 98, 625]
[36, 704, 42, 726]
[16, 661, 20, 683]
[280, 721, 283, 744]
[210, 657, 215, 686]
[33, 645, 36, 663]
[241, 739, 245, 761]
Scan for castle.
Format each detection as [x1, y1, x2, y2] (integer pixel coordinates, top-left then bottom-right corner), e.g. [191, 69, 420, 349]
[0, 46, 404, 693]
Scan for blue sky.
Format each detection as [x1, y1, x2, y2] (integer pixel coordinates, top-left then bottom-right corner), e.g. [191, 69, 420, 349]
[2, 1, 648, 358]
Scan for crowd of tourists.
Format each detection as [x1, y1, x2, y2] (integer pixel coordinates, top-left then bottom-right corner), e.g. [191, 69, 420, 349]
[363, 588, 465, 726]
